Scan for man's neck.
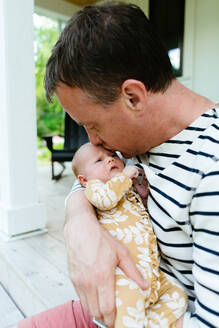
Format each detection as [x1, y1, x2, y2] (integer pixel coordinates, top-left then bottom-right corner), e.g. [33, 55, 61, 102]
[144, 79, 215, 148]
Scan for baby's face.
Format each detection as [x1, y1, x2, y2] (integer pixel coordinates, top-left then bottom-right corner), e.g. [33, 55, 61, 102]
[80, 144, 124, 183]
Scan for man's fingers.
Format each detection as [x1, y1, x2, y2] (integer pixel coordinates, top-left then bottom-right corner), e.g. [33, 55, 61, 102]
[75, 274, 115, 327]
[74, 279, 102, 320]
[73, 284, 89, 312]
[98, 274, 116, 328]
[117, 246, 148, 290]
[85, 287, 102, 321]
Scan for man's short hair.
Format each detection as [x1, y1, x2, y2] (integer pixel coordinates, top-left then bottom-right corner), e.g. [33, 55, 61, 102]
[44, 1, 174, 104]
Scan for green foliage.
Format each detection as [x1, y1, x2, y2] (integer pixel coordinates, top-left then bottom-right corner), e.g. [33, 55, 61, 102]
[34, 15, 65, 138]
[37, 136, 64, 164]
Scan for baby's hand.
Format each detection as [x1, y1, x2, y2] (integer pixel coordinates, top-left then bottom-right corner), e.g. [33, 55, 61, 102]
[123, 166, 139, 179]
[133, 169, 149, 207]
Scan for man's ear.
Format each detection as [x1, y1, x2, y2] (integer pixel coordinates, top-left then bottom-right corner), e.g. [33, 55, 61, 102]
[78, 174, 88, 187]
[121, 79, 148, 114]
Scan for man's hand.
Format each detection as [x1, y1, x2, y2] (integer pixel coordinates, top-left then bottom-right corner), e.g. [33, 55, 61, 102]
[64, 190, 148, 328]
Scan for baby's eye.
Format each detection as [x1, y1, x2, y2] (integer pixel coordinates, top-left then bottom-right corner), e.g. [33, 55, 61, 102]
[112, 153, 117, 158]
[95, 158, 102, 163]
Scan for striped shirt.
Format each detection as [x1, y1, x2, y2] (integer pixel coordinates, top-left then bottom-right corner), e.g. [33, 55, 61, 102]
[70, 108, 219, 327]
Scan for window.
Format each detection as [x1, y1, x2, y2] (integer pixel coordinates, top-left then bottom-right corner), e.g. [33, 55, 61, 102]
[149, 0, 185, 77]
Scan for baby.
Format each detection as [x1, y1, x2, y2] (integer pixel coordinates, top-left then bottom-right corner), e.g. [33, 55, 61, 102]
[72, 143, 188, 328]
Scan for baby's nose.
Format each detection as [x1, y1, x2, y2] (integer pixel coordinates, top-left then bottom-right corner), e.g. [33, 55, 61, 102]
[106, 156, 114, 164]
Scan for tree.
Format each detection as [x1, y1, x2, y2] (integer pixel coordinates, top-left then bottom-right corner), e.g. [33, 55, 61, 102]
[34, 14, 65, 137]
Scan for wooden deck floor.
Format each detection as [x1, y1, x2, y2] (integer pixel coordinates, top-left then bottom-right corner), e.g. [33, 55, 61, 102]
[0, 282, 24, 327]
[0, 163, 78, 327]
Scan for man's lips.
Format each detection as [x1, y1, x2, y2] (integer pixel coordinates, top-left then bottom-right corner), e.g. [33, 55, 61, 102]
[103, 145, 114, 152]
[102, 145, 132, 158]
[121, 152, 132, 158]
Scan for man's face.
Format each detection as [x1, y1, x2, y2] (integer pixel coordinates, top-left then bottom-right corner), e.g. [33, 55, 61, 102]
[56, 84, 149, 157]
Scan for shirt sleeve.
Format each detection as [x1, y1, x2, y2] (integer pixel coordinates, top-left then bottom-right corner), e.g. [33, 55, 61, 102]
[183, 160, 219, 327]
[85, 173, 132, 211]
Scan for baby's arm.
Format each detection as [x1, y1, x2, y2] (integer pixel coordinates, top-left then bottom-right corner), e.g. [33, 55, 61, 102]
[85, 171, 135, 211]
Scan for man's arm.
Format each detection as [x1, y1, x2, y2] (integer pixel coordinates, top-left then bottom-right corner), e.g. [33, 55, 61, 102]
[64, 189, 148, 327]
[180, 160, 219, 327]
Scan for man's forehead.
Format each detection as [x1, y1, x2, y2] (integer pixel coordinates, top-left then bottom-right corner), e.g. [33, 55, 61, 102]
[62, 108, 97, 129]
[63, 106, 102, 128]
[57, 84, 98, 114]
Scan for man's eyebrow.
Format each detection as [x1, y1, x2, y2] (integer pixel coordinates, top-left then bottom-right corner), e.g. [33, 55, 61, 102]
[76, 120, 97, 128]
[75, 120, 86, 126]
[63, 110, 83, 126]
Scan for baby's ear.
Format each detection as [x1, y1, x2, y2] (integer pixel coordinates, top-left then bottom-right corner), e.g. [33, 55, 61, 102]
[78, 174, 88, 187]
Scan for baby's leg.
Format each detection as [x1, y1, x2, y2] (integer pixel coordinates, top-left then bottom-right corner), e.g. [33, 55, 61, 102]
[146, 270, 188, 328]
[114, 269, 148, 328]
[17, 301, 97, 328]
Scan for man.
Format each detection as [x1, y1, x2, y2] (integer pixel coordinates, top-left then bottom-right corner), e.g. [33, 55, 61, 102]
[44, 2, 219, 327]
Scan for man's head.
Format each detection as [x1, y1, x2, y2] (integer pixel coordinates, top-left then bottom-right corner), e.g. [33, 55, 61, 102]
[45, 2, 175, 157]
[44, 1, 174, 105]
[72, 143, 124, 186]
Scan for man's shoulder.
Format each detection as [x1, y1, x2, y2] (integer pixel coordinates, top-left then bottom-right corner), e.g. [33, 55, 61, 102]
[199, 111, 219, 158]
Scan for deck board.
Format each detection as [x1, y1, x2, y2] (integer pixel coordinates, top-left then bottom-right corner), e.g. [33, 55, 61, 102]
[25, 233, 69, 276]
[0, 235, 78, 310]
[0, 283, 24, 328]
[0, 164, 79, 318]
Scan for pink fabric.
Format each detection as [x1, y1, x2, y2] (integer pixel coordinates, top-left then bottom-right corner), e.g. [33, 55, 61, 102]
[18, 301, 97, 328]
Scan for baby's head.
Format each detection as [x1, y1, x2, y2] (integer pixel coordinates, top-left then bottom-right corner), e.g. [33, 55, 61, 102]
[72, 143, 124, 187]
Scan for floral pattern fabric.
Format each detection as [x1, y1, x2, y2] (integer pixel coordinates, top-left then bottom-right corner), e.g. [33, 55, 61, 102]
[85, 173, 187, 327]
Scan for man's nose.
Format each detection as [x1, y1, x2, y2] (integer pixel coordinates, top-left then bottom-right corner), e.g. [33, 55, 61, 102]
[86, 130, 102, 146]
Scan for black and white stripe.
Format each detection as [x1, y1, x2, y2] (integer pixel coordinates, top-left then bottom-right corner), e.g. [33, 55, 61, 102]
[133, 108, 219, 327]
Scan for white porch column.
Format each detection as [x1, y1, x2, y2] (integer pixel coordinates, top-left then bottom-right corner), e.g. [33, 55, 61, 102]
[0, 0, 46, 240]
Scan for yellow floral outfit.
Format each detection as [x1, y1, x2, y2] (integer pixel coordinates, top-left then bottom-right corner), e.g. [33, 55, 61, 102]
[85, 173, 188, 328]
